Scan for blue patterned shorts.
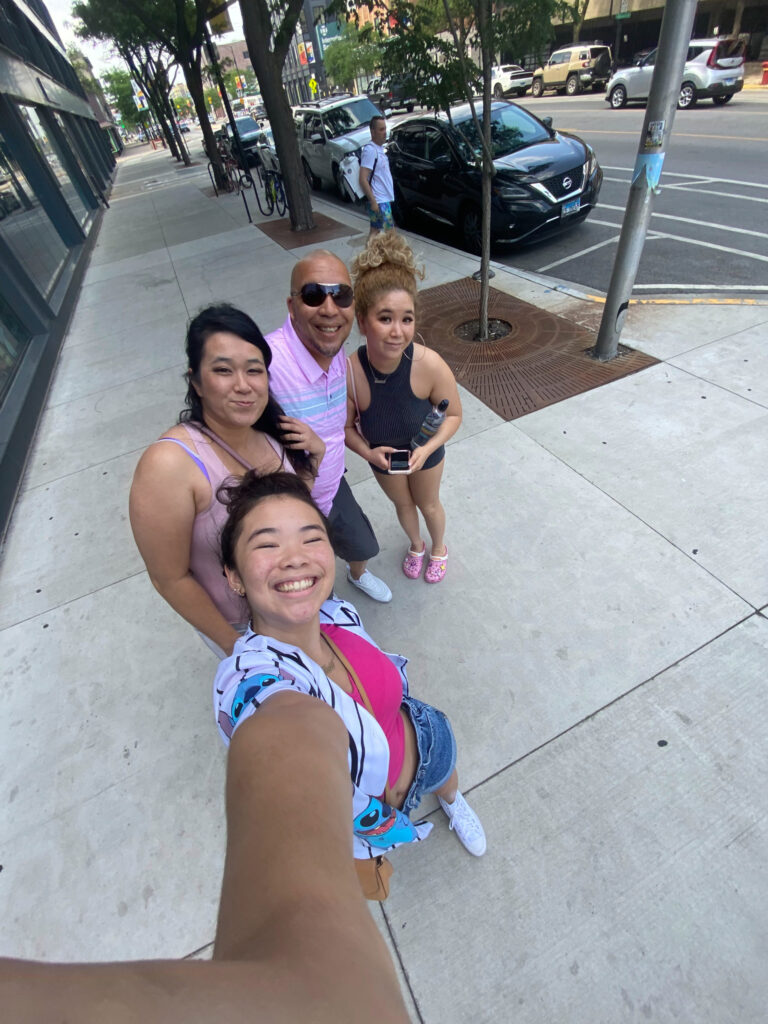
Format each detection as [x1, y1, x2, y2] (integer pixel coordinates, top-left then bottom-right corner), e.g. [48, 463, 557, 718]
[368, 201, 394, 231]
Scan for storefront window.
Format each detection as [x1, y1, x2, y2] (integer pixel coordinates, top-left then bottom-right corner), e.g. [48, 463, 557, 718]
[0, 292, 33, 404]
[17, 104, 90, 226]
[52, 111, 98, 200]
[0, 131, 68, 298]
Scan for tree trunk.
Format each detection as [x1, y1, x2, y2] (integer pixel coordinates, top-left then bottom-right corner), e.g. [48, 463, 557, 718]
[157, 59, 191, 166]
[240, 0, 315, 231]
[732, 0, 745, 36]
[184, 59, 225, 186]
[478, 0, 492, 342]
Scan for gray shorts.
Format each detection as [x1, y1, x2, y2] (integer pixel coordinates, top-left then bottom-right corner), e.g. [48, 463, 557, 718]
[328, 475, 379, 563]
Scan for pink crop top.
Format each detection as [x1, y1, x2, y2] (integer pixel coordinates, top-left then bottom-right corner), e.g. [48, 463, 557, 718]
[321, 624, 405, 789]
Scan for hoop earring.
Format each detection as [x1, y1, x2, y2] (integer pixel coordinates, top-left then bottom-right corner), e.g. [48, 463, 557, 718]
[413, 331, 427, 351]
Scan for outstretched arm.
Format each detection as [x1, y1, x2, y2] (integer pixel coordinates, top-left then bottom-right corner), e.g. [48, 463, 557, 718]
[0, 696, 409, 1024]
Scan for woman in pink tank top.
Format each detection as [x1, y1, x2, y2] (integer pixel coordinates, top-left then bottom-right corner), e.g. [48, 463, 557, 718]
[129, 304, 326, 658]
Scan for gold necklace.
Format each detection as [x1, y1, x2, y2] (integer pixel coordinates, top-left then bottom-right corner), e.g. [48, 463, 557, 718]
[319, 633, 337, 676]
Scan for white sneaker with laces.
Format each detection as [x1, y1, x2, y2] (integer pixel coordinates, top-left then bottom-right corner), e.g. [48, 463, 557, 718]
[438, 791, 486, 856]
[346, 568, 392, 603]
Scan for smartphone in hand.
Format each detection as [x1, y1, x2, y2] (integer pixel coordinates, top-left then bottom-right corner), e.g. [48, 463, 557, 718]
[387, 450, 411, 474]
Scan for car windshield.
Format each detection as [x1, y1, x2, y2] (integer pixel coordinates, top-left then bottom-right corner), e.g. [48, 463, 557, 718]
[456, 105, 550, 158]
[232, 117, 261, 137]
[323, 98, 381, 138]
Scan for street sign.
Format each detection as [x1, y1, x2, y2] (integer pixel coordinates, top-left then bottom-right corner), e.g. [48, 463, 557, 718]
[616, 11, 630, 18]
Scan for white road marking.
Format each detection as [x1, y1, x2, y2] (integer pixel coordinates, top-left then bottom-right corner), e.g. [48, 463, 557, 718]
[602, 166, 768, 190]
[598, 203, 768, 241]
[657, 184, 768, 205]
[537, 234, 621, 271]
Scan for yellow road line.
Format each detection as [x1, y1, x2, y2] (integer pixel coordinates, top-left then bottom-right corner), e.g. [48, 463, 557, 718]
[582, 294, 768, 306]
[569, 129, 767, 142]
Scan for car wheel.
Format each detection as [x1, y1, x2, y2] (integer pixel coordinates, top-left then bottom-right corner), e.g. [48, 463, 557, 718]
[609, 85, 627, 109]
[678, 82, 697, 109]
[460, 205, 482, 255]
[712, 94, 732, 105]
[566, 74, 580, 96]
[302, 158, 320, 190]
[333, 163, 350, 202]
[493, 83, 503, 98]
[531, 78, 543, 98]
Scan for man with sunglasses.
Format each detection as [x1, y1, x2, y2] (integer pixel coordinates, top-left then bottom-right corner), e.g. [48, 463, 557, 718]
[266, 250, 392, 603]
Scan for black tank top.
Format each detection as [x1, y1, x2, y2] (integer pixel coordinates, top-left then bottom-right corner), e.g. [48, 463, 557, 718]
[357, 343, 445, 474]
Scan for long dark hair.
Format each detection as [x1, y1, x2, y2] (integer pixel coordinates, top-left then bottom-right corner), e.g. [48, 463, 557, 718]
[181, 304, 311, 476]
[218, 471, 330, 571]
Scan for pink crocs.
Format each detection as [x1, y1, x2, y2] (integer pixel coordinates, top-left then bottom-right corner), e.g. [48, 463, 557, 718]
[402, 543, 426, 579]
[425, 547, 448, 584]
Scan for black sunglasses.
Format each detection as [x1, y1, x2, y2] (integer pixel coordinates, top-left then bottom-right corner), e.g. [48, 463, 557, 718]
[292, 282, 354, 308]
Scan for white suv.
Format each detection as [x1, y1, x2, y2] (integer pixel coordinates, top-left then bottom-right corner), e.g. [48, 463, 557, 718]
[296, 94, 382, 198]
[606, 37, 745, 109]
[490, 64, 533, 98]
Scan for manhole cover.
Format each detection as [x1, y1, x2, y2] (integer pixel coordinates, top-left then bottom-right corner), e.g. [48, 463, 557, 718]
[454, 318, 512, 342]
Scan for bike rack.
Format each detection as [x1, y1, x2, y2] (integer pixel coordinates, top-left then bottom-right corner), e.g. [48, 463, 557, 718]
[207, 162, 219, 197]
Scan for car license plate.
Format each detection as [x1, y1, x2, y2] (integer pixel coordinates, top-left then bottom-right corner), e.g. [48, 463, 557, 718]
[561, 198, 581, 217]
[725, 78, 735, 85]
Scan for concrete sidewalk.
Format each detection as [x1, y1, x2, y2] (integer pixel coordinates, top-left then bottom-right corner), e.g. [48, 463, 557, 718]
[1, 144, 766, 1023]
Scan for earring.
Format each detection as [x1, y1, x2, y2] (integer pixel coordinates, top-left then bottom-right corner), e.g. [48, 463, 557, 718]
[414, 331, 427, 349]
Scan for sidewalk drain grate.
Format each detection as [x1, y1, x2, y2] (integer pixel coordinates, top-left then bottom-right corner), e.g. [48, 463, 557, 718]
[419, 278, 658, 420]
[257, 211, 355, 250]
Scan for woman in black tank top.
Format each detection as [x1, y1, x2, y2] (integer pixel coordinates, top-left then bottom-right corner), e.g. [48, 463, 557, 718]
[346, 233, 462, 584]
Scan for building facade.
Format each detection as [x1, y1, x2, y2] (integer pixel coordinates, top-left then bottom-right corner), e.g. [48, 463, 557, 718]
[0, 0, 116, 537]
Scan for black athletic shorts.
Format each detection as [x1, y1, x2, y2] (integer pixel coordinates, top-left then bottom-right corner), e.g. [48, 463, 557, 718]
[327, 475, 379, 563]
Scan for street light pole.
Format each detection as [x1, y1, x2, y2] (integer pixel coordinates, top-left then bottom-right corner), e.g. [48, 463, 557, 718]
[593, 0, 698, 361]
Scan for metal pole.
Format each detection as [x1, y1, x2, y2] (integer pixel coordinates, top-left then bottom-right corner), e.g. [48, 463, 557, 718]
[593, 0, 698, 361]
[203, 24, 251, 176]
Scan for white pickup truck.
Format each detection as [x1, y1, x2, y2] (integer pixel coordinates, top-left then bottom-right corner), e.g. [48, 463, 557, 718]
[490, 64, 534, 98]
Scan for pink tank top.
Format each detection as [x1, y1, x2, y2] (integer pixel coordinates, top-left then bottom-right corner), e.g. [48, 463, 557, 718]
[321, 625, 405, 789]
[156, 424, 292, 626]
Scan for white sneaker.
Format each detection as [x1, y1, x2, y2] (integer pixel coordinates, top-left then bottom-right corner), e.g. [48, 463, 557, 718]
[346, 568, 392, 603]
[438, 791, 486, 856]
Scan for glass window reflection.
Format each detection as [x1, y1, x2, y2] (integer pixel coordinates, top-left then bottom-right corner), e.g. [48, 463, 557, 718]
[0, 292, 33, 404]
[17, 104, 90, 225]
[0, 130, 68, 297]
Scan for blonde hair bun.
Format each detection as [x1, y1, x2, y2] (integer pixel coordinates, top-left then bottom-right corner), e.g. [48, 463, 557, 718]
[351, 232, 425, 317]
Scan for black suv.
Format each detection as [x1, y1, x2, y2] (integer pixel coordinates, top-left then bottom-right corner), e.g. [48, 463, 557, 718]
[387, 101, 602, 252]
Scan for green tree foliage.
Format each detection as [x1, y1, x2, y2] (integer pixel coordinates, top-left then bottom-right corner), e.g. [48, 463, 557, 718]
[101, 67, 146, 129]
[323, 22, 382, 91]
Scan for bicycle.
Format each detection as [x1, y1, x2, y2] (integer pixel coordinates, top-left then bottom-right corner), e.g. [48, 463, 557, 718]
[255, 168, 286, 217]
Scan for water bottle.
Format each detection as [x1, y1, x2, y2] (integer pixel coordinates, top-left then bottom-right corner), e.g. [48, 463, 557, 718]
[410, 399, 449, 449]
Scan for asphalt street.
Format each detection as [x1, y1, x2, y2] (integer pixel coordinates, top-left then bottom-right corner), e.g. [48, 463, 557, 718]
[317, 89, 767, 297]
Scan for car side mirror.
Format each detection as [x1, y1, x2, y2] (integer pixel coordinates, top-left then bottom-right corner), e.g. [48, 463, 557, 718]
[541, 116, 553, 129]
[433, 153, 453, 168]
[311, 133, 324, 144]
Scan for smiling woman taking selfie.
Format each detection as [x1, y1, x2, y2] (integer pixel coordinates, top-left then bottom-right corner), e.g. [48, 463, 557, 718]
[346, 233, 461, 584]
[129, 304, 325, 658]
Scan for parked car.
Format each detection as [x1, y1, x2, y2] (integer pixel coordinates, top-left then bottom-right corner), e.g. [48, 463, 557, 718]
[490, 64, 534, 97]
[532, 43, 612, 96]
[366, 76, 417, 113]
[178, 122, 191, 134]
[387, 100, 602, 252]
[295, 94, 383, 198]
[606, 37, 745, 109]
[220, 116, 268, 166]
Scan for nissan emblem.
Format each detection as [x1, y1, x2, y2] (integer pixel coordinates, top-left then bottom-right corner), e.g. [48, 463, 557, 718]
[562, 176, 573, 191]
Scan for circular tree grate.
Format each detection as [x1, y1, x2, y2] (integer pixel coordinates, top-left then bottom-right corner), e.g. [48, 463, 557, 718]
[454, 318, 512, 342]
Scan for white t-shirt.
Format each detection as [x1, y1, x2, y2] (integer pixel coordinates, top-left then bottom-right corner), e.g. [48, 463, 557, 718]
[360, 141, 394, 204]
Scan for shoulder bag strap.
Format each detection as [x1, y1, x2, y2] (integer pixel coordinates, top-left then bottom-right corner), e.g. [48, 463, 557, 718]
[346, 356, 367, 443]
[190, 421, 254, 471]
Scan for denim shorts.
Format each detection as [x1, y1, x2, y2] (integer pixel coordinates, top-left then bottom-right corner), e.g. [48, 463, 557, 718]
[400, 694, 457, 815]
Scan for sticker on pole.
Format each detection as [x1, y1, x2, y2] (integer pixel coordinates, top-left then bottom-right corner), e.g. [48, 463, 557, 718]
[644, 120, 665, 149]
[632, 152, 665, 192]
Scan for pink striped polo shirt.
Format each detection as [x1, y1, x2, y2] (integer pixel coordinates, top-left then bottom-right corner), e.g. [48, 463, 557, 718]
[266, 315, 346, 516]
